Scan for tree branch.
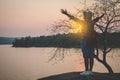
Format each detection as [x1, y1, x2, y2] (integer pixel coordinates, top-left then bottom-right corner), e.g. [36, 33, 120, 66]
[94, 55, 103, 63]
[106, 48, 113, 53]
[95, 24, 104, 32]
[105, 17, 114, 32]
[115, 15, 120, 17]
[111, 20, 120, 23]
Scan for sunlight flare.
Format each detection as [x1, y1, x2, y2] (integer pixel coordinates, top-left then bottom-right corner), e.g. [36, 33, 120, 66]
[70, 21, 82, 33]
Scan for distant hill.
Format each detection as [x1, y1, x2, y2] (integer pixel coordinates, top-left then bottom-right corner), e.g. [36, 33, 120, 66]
[0, 37, 15, 44]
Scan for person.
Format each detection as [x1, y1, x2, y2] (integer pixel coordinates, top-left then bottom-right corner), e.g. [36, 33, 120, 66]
[61, 9, 104, 75]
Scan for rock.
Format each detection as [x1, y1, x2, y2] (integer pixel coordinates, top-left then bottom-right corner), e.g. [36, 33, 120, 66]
[37, 72, 120, 80]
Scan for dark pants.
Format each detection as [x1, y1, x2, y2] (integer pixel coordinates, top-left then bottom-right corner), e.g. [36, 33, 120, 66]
[81, 39, 94, 58]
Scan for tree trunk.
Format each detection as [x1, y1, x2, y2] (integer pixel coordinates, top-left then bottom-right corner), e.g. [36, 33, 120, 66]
[95, 55, 114, 73]
[102, 61, 114, 73]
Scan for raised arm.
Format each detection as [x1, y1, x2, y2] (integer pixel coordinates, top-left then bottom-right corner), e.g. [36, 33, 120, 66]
[61, 9, 83, 23]
[93, 13, 105, 24]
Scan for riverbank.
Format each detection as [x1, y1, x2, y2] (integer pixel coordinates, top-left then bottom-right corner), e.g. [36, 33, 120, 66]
[38, 72, 120, 80]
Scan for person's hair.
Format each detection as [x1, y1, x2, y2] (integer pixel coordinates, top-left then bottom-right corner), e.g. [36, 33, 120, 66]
[83, 11, 92, 20]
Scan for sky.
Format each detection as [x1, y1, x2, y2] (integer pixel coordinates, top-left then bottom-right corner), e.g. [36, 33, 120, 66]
[0, 0, 93, 37]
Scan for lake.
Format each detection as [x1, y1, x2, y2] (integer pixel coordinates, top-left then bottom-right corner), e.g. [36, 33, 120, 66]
[0, 45, 120, 80]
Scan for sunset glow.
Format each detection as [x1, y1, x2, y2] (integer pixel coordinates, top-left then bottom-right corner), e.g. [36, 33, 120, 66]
[70, 21, 82, 33]
[0, 0, 80, 37]
[0, 0, 94, 37]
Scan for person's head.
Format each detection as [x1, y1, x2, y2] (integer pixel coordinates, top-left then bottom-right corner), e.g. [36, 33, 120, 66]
[83, 11, 92, 21]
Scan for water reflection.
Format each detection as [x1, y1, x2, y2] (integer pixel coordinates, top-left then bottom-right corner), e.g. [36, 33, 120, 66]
[0, 45, 120, 80]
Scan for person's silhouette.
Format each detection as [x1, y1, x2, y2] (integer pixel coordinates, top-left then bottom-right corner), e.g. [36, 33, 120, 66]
[61, 9, 104, 75]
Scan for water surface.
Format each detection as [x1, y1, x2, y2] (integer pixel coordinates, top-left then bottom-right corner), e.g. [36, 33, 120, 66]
[0, 45, 120, 80]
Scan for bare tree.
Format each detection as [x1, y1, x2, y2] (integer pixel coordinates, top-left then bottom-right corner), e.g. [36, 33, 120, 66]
[50, 0, 120, 73]
[90, 0, 120, 73]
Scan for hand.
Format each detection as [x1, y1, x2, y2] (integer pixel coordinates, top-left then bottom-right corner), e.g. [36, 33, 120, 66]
[61, 9, 68, 15]
[60, 9, 75, 20]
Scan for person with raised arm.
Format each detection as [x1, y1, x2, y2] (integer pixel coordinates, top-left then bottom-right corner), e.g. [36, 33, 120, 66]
[61, 9, 104, 75]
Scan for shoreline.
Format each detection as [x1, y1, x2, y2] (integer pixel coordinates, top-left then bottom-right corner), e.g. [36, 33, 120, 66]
[37, 72, 120, 80]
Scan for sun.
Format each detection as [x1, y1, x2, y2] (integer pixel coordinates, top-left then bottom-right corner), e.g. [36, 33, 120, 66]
[70, 21, 82, 33]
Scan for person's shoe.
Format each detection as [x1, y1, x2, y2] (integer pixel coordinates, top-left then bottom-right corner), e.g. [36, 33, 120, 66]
[80, 71, 90, 76]
[88, 71, 93, 75]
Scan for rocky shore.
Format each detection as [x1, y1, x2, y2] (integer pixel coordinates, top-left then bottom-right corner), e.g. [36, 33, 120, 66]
[38, 72, 120, 80]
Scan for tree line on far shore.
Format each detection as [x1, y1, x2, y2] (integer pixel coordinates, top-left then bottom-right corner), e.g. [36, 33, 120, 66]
[12, 32, 120, 48]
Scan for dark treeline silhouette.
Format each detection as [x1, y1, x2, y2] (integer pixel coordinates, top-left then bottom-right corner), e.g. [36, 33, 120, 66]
[12, 33, 81, 47]
[0, 37, 15, 44]
[12, 32, 120, 48]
